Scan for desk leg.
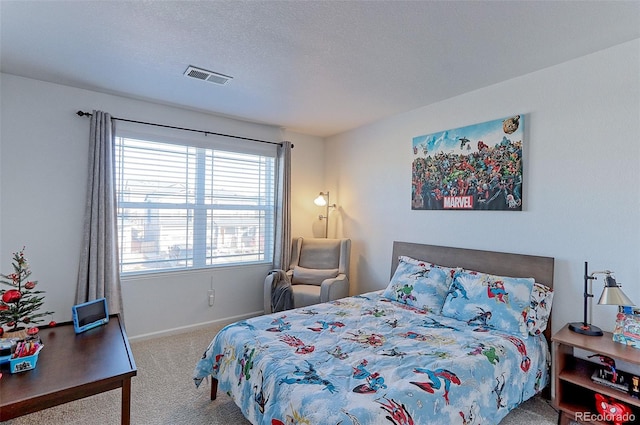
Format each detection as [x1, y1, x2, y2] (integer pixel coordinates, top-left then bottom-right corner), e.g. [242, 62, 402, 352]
[121, 378, 132, 425]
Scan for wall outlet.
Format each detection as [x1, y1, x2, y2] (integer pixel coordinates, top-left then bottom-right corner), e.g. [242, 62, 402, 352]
[208, 289, 215, 307]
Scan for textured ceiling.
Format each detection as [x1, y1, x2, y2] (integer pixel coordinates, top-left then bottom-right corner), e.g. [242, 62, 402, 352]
[1, 1, 639, 137]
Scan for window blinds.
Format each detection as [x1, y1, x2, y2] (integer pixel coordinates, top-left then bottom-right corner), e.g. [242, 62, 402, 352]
[114, 136, 275, 274]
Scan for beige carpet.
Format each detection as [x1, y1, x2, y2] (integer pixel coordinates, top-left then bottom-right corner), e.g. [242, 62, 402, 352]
[5, 325, 559, 424]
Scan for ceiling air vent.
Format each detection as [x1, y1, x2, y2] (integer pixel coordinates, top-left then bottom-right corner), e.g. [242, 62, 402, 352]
[184, 65, 233, 85]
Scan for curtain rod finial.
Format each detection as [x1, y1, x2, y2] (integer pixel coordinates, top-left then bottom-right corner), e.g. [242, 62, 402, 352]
[76, 110, 91, 117]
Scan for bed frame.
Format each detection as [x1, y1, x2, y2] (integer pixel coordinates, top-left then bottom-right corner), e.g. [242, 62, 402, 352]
[210, 241, 555, 400]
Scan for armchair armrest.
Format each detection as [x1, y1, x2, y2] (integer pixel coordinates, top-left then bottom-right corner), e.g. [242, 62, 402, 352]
[265, 269, 294, 314]
[320, 274, 349, 303]
[264, 273, 275, 314]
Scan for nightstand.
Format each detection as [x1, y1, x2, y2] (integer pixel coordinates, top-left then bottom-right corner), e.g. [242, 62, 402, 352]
[553, 324, 640, 425]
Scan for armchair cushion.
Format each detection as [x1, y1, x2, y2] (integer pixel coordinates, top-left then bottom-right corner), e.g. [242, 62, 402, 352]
[292, 284, 322, 308]
[292, 266, 339, 286]
[295, 238, 344, 271]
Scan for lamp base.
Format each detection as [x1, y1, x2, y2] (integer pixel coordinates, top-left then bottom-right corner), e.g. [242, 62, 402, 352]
[569, 322, 603, 336]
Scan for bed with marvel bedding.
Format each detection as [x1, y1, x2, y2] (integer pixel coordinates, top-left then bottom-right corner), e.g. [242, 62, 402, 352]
[193, 242, 555, 424]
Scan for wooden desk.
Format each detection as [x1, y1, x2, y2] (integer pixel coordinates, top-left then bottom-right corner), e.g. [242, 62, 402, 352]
[0, 314, 137, 424]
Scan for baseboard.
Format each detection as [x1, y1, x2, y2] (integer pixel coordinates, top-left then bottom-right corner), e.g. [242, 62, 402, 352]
[128, 310, 264, 342]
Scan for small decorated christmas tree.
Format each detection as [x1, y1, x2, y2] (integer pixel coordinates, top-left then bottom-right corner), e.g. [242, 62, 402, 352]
[0, 247, 54, 337]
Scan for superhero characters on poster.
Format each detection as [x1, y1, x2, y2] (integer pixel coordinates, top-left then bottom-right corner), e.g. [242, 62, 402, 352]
[412, 115, 524, 211]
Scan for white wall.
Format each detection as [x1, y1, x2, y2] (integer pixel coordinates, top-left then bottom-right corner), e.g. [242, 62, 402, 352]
[2, 39, 637, 339]
[0, 74, 323, 338]
[325, 39, 640, 334]
[283, 130, 327, 239]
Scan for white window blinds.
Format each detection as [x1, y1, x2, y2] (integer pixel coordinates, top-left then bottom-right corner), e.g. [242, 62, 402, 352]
[114, 135, 275, 275]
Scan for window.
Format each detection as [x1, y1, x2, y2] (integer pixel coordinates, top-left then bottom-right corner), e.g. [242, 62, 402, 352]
[114, 134, 275, 275]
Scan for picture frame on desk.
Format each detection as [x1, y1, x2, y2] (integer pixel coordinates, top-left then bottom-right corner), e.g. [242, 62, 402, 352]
[72, 297, 109, 334]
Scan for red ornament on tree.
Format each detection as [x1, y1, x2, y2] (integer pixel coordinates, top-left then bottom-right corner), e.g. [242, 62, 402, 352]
[2, 289, 21, 303]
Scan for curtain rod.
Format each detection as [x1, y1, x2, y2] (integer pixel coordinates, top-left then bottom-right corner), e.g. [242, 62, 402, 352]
[76, 111, 292, 148]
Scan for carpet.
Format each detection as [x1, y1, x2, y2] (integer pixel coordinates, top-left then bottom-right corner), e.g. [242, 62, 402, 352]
[4, 325, 559, 424]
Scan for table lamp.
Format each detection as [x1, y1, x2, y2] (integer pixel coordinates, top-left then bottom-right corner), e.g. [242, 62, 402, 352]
[569, 261, 635, 336]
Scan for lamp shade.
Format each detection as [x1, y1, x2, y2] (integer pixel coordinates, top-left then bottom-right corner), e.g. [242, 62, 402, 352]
[314, 193, 327, 206]
[598, 286, 635, 306]
[598, 275, 635, 306]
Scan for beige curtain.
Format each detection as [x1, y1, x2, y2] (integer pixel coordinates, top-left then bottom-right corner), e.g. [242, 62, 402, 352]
[75, 110, 124, 319]
[273, 141, 292, 270]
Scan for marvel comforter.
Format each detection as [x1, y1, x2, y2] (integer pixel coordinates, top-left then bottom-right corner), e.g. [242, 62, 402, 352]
[193, 292, 549, 425]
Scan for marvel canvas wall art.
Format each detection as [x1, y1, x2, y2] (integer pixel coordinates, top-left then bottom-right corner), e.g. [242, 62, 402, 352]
[412, 115, 524, 211]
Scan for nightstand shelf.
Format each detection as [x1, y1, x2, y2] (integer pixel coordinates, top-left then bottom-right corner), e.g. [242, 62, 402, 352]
[553, 324, 640, 425]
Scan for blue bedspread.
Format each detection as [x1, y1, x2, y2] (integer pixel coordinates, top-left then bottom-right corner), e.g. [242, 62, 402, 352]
[194, 291, 549, 425]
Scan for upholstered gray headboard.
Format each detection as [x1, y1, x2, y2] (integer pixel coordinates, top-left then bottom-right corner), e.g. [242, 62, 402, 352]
[391, 241, 554, 287]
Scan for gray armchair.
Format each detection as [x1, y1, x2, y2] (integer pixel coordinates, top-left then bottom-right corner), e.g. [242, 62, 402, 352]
[264, 237, 351, 313]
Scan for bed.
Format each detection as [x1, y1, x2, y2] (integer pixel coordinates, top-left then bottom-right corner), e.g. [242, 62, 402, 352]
[194, 242, 555, 424]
